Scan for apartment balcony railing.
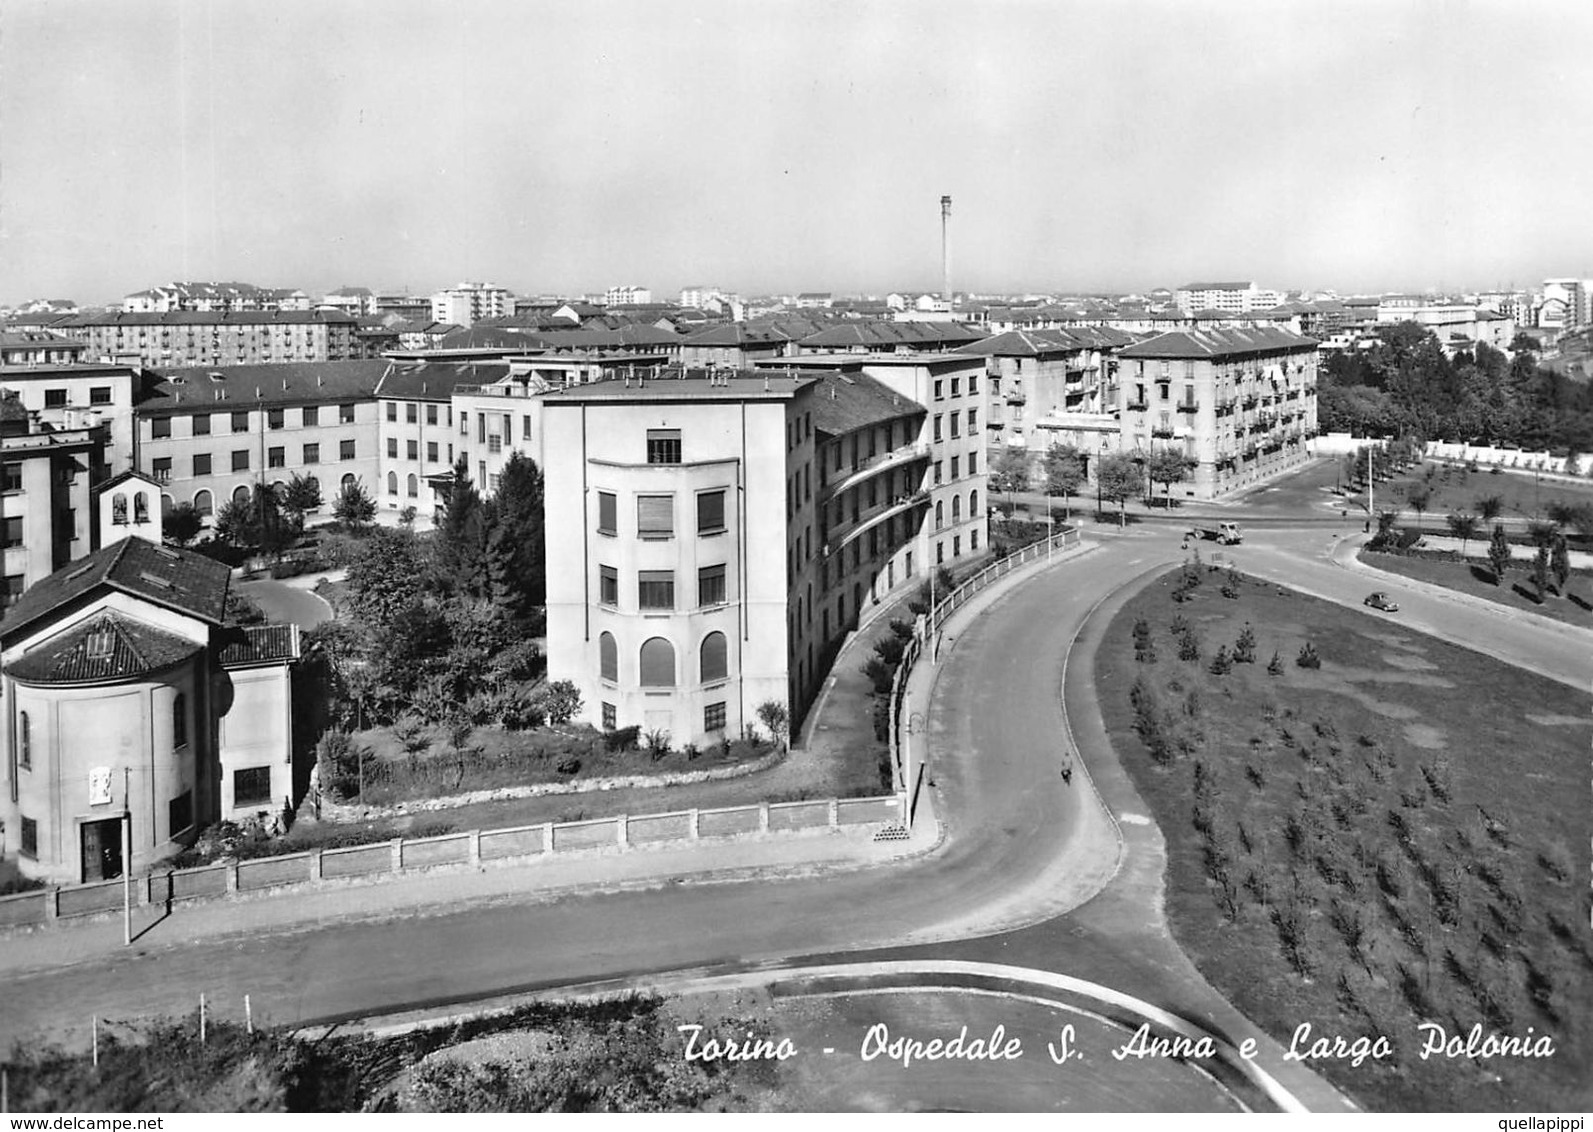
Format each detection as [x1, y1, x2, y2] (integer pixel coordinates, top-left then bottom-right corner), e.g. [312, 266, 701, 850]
[826, 490, 931, 555]
[1126, 399, 1149, 412]
[823, 441, 931, 501]
[1005, 389, 1026, 404]
[1176, 400, 1199, 413]
[1150, 426, 1176, 439]
[1241, 395, 1259, 410]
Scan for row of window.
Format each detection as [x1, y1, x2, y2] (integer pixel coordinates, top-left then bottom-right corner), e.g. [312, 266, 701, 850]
[597, 488, 726, 539]
[40, 387, 115, 408]
[387, 438, 446, 463]
[149, 404, 359, 439]
[930, 408, 976, 442]
[598, 630, 727, 686]
[599, 700, 728, 735]
[149, 442, 358, 479]
[599, 564, 727, 610]
[931, 374, 978, 400]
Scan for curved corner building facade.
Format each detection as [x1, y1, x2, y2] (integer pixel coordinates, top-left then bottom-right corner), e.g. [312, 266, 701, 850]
[543, 359, 987, 748]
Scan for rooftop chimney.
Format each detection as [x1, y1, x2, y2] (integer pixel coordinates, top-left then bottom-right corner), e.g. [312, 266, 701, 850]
[941, 195, 953, 303]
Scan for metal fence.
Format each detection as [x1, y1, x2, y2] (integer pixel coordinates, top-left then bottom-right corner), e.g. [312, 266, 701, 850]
[889, 526, 1082, 827]
[0, 792, 904, 930]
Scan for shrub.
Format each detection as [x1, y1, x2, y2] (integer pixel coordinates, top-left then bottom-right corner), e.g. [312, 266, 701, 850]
[555, 756, 581, 775]
[1266, 650, 1283, 675]
[1233, 624, 1257, 663]
[540, 679, 583, 726]
[1295, 642, 1321, 669]
[1177, 631, 1201, 662]
[1208, 645, 1233, 675]
[888, 618, 916, 642]
[603, 725, 641, 752]
[1220, 584, 1239, 599]
[873, 633, 907, 668]
[644, 728, 672, 761]
[315, 729, 365, 801]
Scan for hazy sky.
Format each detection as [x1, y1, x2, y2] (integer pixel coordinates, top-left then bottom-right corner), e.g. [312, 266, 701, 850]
[2, 0, 1590, 304]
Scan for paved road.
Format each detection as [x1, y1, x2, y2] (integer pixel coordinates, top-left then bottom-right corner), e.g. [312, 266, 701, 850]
[236, 577, 334, 630]
[5, 506, 1583, 1110]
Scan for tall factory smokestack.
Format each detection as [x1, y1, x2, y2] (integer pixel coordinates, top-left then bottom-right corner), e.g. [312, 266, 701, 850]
[940, 195, 953, 303]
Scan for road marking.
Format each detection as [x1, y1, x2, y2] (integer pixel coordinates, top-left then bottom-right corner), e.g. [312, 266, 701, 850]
[1119, 812, 1152, 826]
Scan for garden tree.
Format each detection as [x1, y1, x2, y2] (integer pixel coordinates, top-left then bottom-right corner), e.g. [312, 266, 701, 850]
[346, 527, 428, 628]
[756, 699, 790, 750]
[1475, 494, 1503, 524]
[1545, 500, 1591, 531]
[541, 679, 583, 726]
[333, 478, 377, 526]
[433, 457, 491, 598]
[164, 502, 204, 547]
[1550, 532, 1571, 594]
[487, 452, 547, 612]
[1566, 451, 1582, 476]
[1146, 447, 1196, 508]
[1095, 451, 1144, 528]
[210, 496, 252, 547]
[1406, 481, 1431, 527]
[1445, 512, 1480, 555]
[211, 483, 295, 555]
[990, 445, 1032, 510]
[1375, 510, 1398, 543]
[1487, 523, 1512, 585]
[1043, 444, 1086, 519]
[279, 473, 323, 527]
[1531, 543, 1551, 602]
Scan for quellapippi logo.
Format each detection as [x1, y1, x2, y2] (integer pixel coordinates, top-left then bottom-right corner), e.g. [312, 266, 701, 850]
[676, 1019, 1557, 1068]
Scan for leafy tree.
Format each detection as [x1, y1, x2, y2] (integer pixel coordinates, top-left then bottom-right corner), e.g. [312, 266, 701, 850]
[1233, 624, 1257, 664]
[211, 484, 294, 556]
[755, 699, 790, 750]
[1475, 494, 1503, 523]
[488, 453, 547, 613]
[346, 527, 427, 629]
[165, 502, 204, 547]
[1445, 512, 1479, 556]
[1096, 451, 1144, 527]
[1550, 532, 1571, 594]
[434, 457, 490, 598]
[280, 473, 323, 527]
[1530, 543, 1550, 603]
[541, 679, 583, 726]
[1406, 481, 1431, 527]
[333, 478, 376, 527]
[1043, 444, 1086, 519]
[990, 446, 1032, 509]
[1146, 448, 1196, 508]
[1487, 524, 1511, 585]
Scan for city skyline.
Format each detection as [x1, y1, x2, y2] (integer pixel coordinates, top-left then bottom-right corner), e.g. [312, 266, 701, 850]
[2, 0, 1591, 305]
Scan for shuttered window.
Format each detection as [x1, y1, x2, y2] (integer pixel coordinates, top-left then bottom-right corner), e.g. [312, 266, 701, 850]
[638, 570, 674, 610]
[637, 495, 673, 538]
[698, 564, 726, 606]
[697, 489, 726, 534]
[701, 631, 728, 682]
[597, 491, 617, 535]
[599, 565, 618, 606]
[639, 637, 676, 686]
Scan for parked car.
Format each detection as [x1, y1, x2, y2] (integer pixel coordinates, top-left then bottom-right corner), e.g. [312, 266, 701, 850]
[1363, 592, 1399, 612]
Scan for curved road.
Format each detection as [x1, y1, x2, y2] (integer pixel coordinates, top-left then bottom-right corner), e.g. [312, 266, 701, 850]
[4, 504, 1585, 1109]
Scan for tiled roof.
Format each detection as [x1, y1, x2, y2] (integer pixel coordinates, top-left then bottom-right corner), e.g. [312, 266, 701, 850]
[0, 537, 231, 641]
[1116, 327, 1320, 359]
[54, 310, 357, 327]
[5, 611, 203, 686]
[375, 361, 511, 400]
[797, 321, 983, 350]
[542, 367, 812, 403]
[218, 623, 300, 667]
[808, 371, 924, 436]
[960, 328, 1117, 357]
[0, 331, 85, 350]
[138, 360, 390, 415]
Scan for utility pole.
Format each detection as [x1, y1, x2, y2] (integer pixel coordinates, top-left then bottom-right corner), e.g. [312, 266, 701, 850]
[122, 767, 132, 947]
[1366, 445, 1374, 533]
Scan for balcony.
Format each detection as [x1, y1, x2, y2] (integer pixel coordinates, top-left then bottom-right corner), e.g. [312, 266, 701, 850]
[1126, 400, 1149, 412]
[1005, 389, 1026, 404]
[1241, 395, 1259, 410]
[823, 441, 931, 501]
[1176, 400, 1200, 413]
[1150, 425, 1177, 439]
[826, 490, 931, 554]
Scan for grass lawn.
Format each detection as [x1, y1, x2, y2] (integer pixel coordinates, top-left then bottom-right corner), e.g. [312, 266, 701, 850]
[1367, 460, 1593, 526]
[1359, 549, 1593, 629]
[1095, 564, 1592, 1112]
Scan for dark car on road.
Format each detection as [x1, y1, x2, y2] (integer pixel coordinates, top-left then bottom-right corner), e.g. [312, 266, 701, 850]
[1364, 592, 1399, 612]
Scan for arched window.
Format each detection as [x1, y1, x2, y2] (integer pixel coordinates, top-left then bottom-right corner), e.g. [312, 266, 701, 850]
[935, 500, 944, 530]
[700, 631, 727, 683]
[969, 488, 978, 516]
[952, 494, 961, 522]
[193, 489, 213, 516]
[18, 711, 30, 769]
[639, 637, 676, 687]
[341, 473, 356, 491]
[599, 632, 618, 682]
[387, 471, 398, 496]
[133, 492, 149, 524]
[173, 692, 188, 749]
[407, 473, 418, 497]
[231, 485, 249, 506]
[111, 493, 127, 526]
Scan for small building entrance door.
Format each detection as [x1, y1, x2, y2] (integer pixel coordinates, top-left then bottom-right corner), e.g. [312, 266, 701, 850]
[81, 817, 124, 882]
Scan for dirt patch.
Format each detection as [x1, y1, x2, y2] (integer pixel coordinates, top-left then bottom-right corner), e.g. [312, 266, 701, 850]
[1525, 712, 1591, 727]
[1355, 630, 1421, 650]
[1380, 652, 1439, 671]
[1401, 723, 1448, 749]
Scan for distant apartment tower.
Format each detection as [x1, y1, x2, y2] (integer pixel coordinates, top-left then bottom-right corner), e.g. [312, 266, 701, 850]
[430, 283, 513, 328]
[122, 282, 310, 314]
[1116, 327, 1318, 499]
[605, 285, 653, 308]
[1173, 282, 1284, 315]
[50, 311, 364, 370]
